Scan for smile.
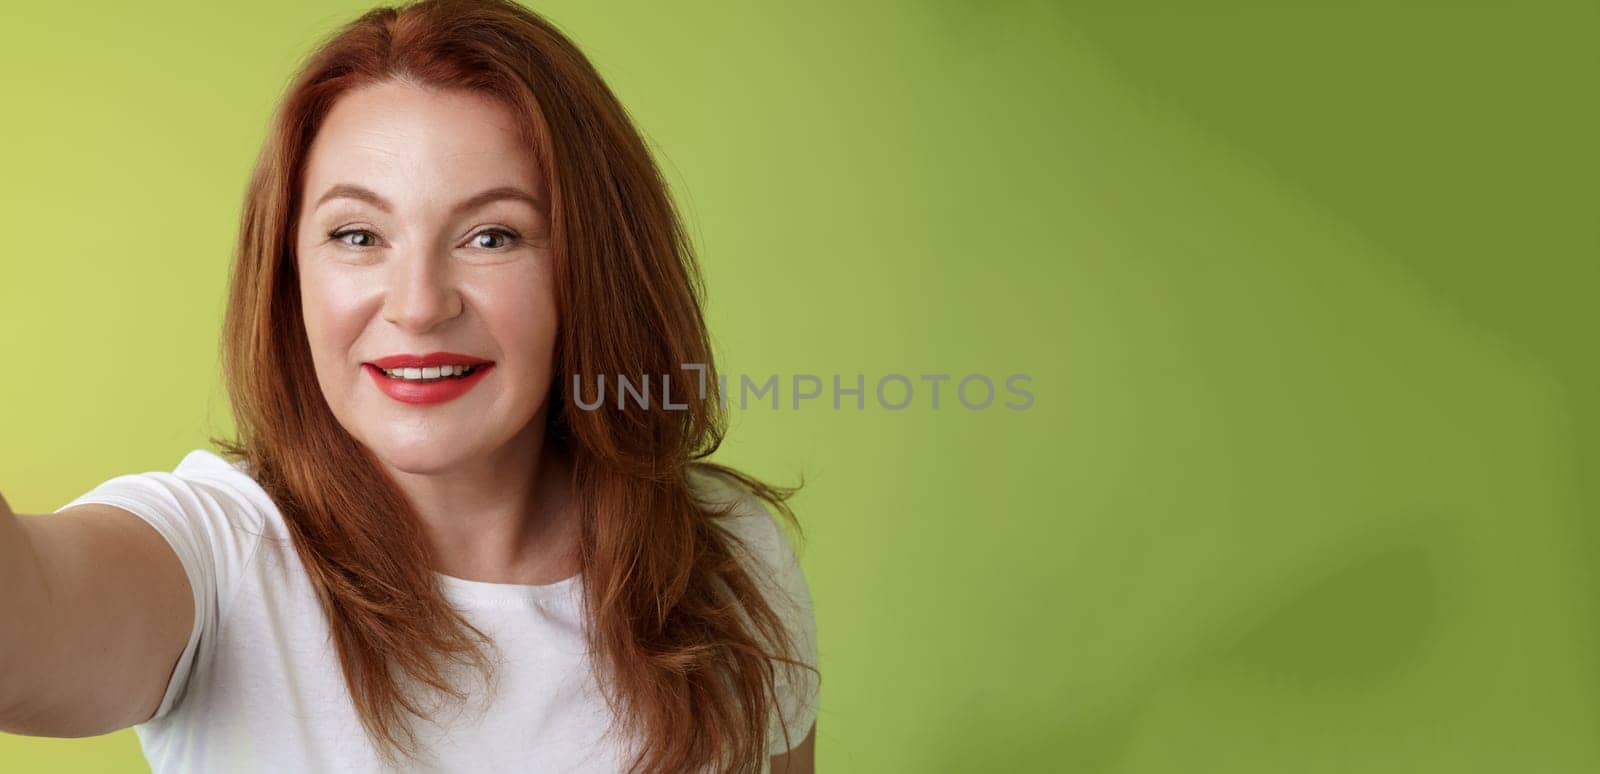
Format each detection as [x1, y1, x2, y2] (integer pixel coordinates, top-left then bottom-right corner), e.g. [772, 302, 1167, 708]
[363, 363, 493, 405]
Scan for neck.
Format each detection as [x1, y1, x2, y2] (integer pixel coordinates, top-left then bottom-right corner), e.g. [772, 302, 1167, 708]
[385, 411, 579, 586]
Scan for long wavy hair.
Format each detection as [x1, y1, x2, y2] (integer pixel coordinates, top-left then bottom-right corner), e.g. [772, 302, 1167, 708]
[209, 0, 812, 770]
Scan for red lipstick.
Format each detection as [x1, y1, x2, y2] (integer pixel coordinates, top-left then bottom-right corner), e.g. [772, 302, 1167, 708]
[363, 352, 494, 406]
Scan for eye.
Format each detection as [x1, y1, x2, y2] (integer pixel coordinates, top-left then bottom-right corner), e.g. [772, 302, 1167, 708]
[329, 228, 380, 249]
[468, 227, 521, 250]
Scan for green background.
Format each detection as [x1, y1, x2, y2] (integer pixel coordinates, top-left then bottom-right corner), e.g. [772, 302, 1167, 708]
[2, 0, 1596, 771]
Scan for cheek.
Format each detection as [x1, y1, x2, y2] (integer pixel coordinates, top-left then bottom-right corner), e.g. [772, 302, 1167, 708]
[467, 268, 558, 372]
[299, 265, 375, 374]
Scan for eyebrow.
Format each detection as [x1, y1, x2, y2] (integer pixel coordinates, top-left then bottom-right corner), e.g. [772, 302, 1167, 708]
[313, 183, 544, 216]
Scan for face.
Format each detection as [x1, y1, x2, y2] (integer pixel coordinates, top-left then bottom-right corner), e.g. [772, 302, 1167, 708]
[295, 79, 557, 475]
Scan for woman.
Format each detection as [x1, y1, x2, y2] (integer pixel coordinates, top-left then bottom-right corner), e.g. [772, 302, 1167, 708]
[0, 0, 818, 771]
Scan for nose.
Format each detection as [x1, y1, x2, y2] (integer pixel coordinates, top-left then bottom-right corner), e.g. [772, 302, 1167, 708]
[381, 243, 463, 333]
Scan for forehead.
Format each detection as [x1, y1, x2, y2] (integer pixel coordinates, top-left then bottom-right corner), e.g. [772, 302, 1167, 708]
[302, 79, 545, 204]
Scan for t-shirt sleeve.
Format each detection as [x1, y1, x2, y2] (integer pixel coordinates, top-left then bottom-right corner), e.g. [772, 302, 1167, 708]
[693, 469, 821, 756]
[52, 449, 268, 724]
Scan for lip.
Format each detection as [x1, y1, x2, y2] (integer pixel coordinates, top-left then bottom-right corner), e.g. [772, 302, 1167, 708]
[363, 361, 494, 406]
[366, 352, 494, 369]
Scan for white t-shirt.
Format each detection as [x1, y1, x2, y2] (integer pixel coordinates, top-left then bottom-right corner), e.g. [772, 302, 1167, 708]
[55, 449, 818, 773]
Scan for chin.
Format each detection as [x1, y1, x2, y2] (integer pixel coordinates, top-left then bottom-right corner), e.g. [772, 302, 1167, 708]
[378, 453, 459, 476]
[365, 434, 480, 475]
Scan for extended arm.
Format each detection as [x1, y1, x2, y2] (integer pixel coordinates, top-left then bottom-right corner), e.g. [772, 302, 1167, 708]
[0, 491, 193, 736]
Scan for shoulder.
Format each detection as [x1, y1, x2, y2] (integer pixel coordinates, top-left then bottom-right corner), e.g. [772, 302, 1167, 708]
[172, 449, 279, 529]
[59, 448, 275, 530]
[55, 447, 280, 594]
[686, 465, 821, 754]
[54, 448, 284, 618]
[686, 466, 803, 577]
[684, 464, 812, 631]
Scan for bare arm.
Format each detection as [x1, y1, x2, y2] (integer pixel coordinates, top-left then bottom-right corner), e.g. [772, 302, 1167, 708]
[0, 490, 194, 736]
[769, 721, 816, 774]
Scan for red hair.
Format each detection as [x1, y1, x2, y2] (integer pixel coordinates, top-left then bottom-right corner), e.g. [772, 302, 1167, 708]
[211, 0, 814, 770]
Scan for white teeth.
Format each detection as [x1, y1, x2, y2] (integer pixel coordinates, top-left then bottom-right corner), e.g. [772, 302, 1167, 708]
[380, 364, 476, 381]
